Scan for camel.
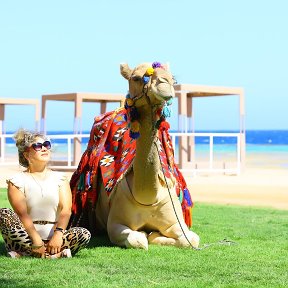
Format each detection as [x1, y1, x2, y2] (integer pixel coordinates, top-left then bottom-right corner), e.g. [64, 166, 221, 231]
[69, 62, 200, 250]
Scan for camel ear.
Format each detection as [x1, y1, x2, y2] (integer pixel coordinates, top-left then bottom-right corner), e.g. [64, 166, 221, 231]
[120, 63, 132, 80]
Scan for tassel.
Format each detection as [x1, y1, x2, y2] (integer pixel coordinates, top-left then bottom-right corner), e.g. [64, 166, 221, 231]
[183, 188, 192, 206]
[129, 130, 140, 139]
[167, 99, 173, 106]
[161, 104, 171, 118]
[130, 106, 139, 120]
[152, 62, 162, 69]
[126, 98, 134, 107]
[130, 121, 140, 132]
[130, 120, 140, 139]
[159, 120, 170, 131]
[185, 207, 192, 228]
[78, 173, 85, 191]
[85, 171, 91, 190]
[145, 67, 154, 76]
[178, 189, 183, 203]
[143, 76, 150, 84]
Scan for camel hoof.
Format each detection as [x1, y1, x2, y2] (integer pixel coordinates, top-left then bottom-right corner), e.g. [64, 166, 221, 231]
[188, 231, 200, 248]
[125, 231, 148, 250]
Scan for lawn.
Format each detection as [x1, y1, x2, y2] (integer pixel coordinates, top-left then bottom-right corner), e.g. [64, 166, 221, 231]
[0, 188, 287, 287]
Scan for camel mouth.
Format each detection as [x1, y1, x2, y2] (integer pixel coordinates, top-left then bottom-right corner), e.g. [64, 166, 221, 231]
[152, 83, 175, 102]
[155, 94, 174, 103]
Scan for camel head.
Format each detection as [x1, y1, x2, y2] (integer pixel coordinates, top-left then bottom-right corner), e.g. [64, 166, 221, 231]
[120, 62, 176, 138]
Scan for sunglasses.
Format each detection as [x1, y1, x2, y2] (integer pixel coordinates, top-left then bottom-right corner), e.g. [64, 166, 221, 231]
[31, 141, 51, 151]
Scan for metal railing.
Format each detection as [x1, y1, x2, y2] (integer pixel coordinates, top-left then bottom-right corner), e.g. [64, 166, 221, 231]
[0, 132, 242, 174]
[169, 132, 242, 175]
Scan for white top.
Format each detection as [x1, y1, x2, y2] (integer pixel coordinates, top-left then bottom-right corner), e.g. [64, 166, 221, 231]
[7, 170, 67, 240]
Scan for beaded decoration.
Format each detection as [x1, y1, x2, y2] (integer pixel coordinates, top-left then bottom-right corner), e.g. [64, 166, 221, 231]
[125, 93, 140, 139]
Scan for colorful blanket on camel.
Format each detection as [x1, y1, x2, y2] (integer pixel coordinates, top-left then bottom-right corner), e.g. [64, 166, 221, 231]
[70, 107, 194, 230]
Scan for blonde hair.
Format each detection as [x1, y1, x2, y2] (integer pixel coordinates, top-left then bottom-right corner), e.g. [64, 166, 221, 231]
[13, 128, 48, 168]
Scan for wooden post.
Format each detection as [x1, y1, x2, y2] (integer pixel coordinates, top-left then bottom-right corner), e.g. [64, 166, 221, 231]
[177, 92, 188, 169]
[74, 95, 82, 166]
[0, 104, 4, 159]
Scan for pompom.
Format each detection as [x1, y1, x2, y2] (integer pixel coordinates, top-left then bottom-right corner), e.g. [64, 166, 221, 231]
[130, 121, 140, 132]
[129, 131, 140, 139]
[126, 98, 134, 107]
[129, 106, 139, 120]
[143, 76, 150, 84]
[159, 120, 170, 131]
[152, 62, 162, 69]
[145, 67, 154, 76]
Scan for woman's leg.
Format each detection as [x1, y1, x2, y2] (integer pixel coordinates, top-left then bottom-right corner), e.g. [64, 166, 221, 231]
[0, 208, 91, 257]
[62, 227, 91, 255]
[0, 208, 32, 256]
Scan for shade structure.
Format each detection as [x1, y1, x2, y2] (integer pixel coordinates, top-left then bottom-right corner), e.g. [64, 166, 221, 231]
[0, 98, 40, 161]
[174, 84, 245, 171]
[41, 92, 125, 166]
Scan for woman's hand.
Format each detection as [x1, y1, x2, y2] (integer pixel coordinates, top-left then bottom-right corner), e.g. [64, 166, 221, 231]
[46, 231, 63, 255]
[31, 242, 46, 258]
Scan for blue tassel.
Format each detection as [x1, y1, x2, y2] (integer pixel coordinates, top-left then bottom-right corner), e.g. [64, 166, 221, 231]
[167, 99, 173, 106]
[183, 188, 192, 206]
[162, 105, 171, 118]
[86, 171, 91, 190]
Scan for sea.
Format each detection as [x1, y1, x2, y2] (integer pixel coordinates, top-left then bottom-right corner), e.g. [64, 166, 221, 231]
[3, 130, 288, 168]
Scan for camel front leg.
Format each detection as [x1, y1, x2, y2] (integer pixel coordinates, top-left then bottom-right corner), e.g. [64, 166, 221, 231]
[148, 223, 200, 248]
[107, 222, 148, 250]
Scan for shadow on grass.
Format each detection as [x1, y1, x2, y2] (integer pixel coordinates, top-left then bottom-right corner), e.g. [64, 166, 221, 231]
[86, 233, 114, 248]
[0, 233, 114, 256]
[0, 242, 6, 256]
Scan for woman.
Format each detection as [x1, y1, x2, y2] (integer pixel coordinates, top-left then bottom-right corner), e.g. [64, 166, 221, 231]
[0, 129, 91, 258]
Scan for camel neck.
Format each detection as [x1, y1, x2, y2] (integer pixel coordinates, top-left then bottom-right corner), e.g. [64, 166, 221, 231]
[132, 106, 161, 205]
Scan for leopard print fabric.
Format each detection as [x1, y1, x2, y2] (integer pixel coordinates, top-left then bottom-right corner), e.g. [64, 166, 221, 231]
[0, 208, 91, 257]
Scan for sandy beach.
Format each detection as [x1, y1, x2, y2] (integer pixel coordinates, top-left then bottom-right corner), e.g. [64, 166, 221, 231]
[184, 151, 288, 210]
[185, 167, 288, 210]
[1, 151, 287, 211]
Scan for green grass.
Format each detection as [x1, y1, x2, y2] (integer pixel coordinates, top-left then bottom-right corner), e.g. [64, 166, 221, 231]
[0, 188, 287, 287]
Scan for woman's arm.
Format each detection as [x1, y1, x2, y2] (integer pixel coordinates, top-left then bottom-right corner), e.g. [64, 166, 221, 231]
[8, 182, 45, 257]
[46, 179, 72, 254]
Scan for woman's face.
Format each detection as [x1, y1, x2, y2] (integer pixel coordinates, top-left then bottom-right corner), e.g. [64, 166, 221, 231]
[25, 137, 51, 165]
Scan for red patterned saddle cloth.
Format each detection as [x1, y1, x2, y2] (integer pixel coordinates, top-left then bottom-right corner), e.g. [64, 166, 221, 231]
[70, 107, 193, 228]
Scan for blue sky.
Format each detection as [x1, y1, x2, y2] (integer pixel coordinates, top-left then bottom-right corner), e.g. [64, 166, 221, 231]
[1, 0, 287, 132]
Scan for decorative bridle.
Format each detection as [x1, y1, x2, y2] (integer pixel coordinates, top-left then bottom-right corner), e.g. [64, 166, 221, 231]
[125, 62, 173, 139]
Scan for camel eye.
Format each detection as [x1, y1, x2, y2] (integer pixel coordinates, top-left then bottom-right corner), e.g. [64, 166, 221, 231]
[131, 75, 142, 82]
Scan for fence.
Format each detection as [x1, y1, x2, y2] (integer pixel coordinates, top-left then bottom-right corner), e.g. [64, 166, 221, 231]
[0, 132, 242, 174]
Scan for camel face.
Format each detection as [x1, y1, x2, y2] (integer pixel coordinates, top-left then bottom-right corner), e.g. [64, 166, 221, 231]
[120, 62, 175, 108]
[149, 67, 175, 102]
